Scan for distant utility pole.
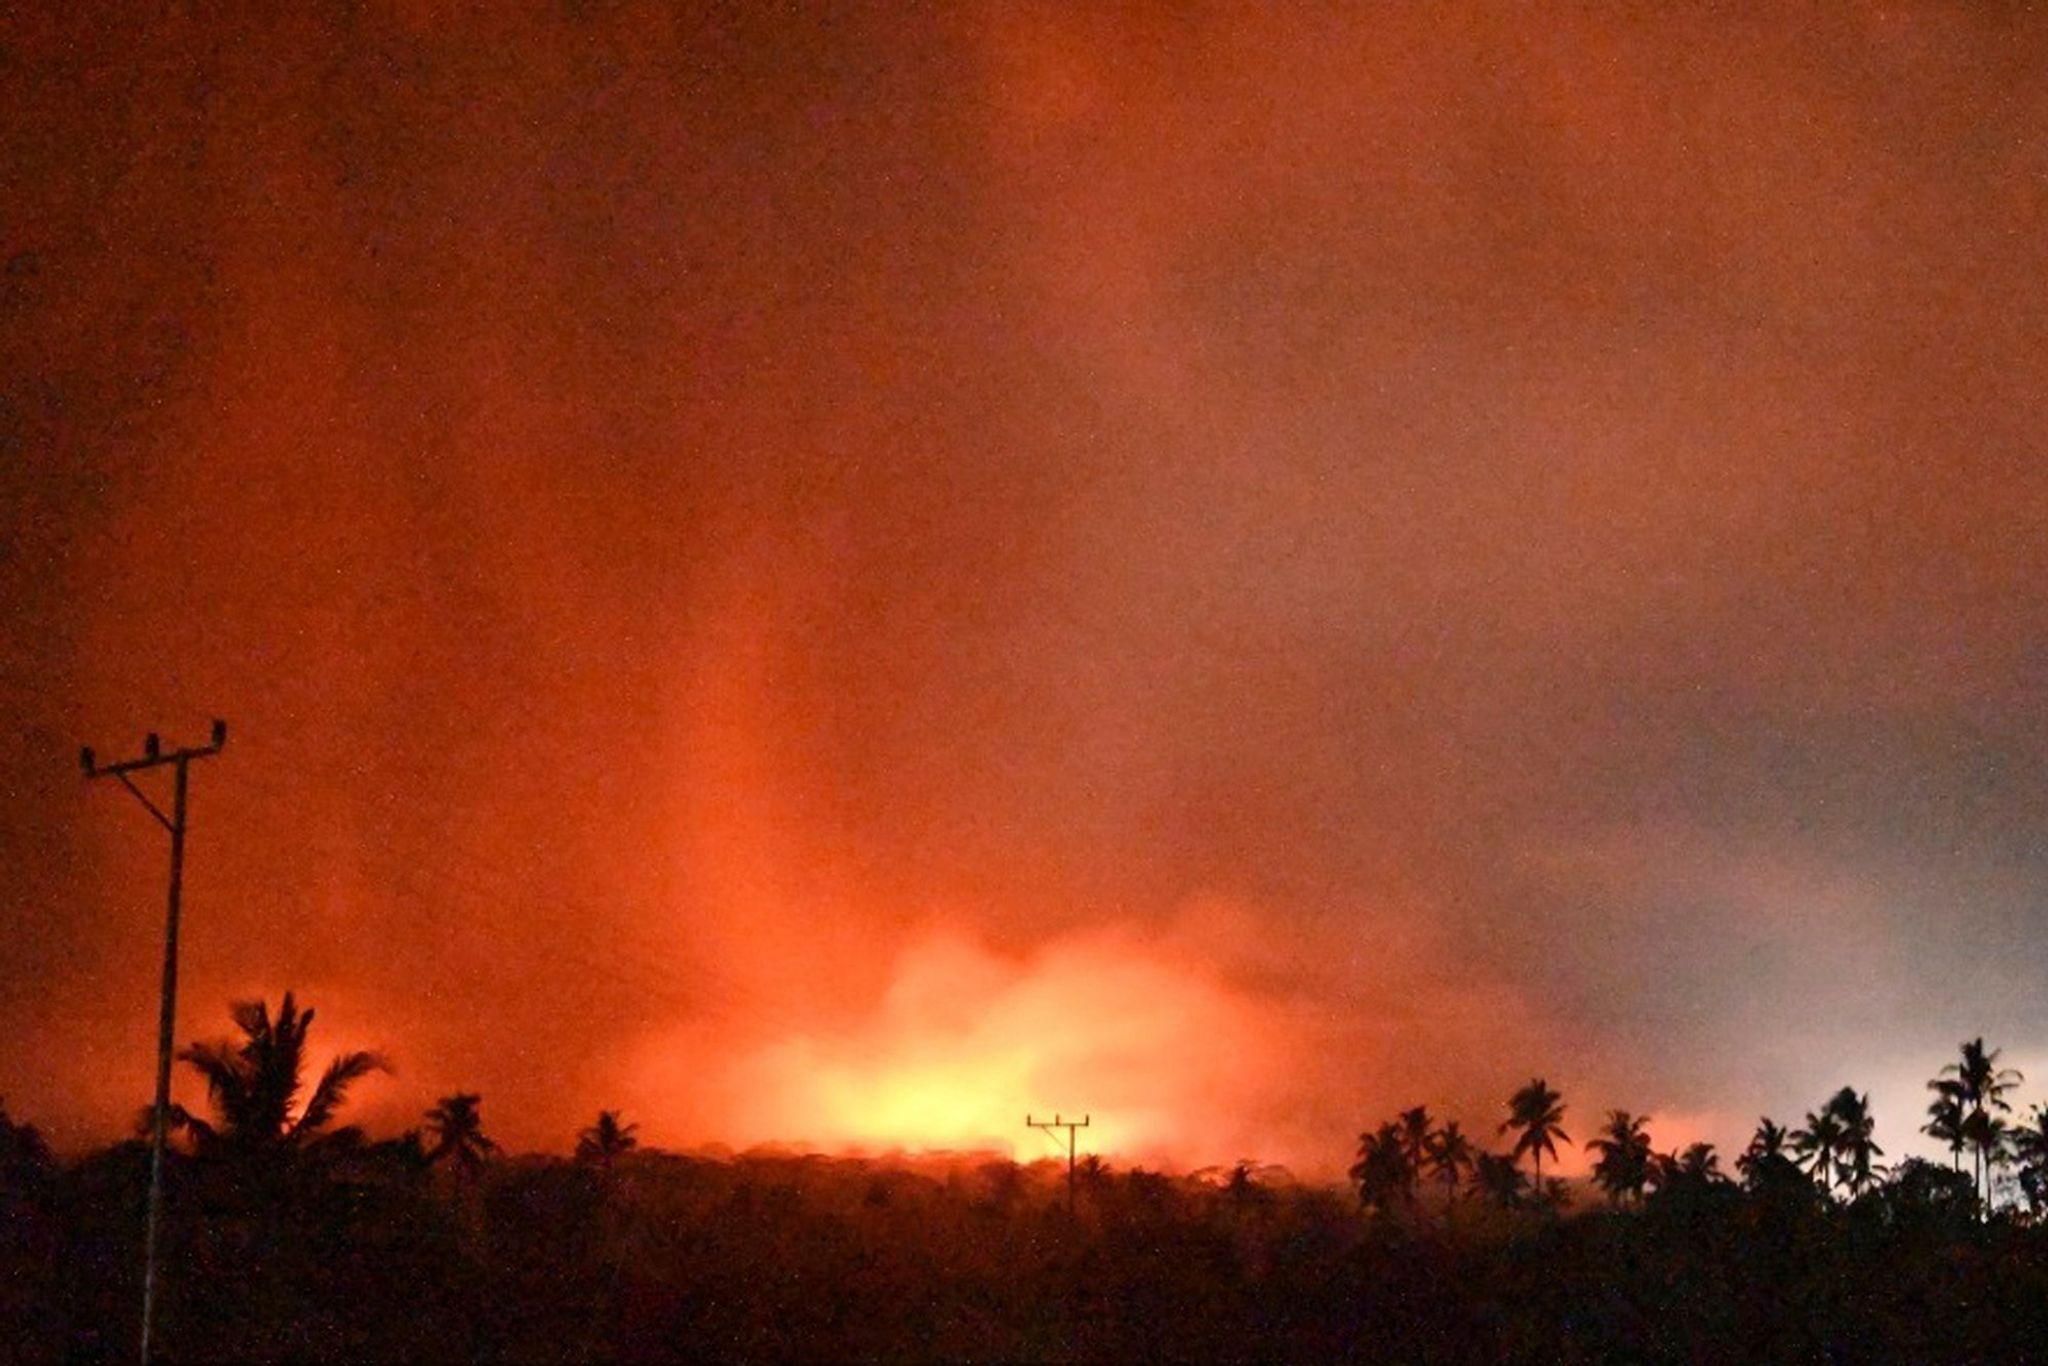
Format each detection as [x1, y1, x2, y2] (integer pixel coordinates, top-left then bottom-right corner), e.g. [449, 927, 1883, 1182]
[1026, 1112, 1091, 1215]
[82, 720, 228, 1366]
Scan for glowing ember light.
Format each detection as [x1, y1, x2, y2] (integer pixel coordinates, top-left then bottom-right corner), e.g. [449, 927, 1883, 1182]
[633, 922, 1315, 1167]
[795, 1046, 1040, 1155]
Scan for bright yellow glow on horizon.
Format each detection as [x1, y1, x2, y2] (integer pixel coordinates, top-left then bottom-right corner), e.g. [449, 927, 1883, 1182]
[813, 1048, 1037, 1154]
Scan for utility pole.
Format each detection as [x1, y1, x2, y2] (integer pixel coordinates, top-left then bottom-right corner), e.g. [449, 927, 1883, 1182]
[1026, 1112, 1090, 1215]
[82, 720, 228, 1366]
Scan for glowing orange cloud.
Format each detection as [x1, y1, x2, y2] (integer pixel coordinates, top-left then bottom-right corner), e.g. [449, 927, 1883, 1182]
[617, 875, 1578, 1181]
[632, 923, 1306, 1164]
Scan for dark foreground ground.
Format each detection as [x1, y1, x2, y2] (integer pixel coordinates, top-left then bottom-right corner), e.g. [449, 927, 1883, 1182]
[6, 1140, 2047, 1362]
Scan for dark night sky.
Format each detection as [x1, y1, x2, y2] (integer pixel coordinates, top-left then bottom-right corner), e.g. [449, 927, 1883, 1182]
[3, 3, 2046, 1174]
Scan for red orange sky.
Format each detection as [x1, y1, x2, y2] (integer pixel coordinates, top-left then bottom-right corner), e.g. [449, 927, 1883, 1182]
[3, 4, 2046, 1177]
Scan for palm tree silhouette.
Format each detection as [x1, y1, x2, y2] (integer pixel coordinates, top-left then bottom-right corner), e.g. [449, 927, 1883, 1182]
[1943, 1038, 2023, 1207]
[1923, 1080, 1967, 1174]
[1677, 1142, 1722, 1182]
[425, 1093, 498, 1183]
[1424, 1121, 1475, 1219]
[1960, 1106, 2011, 1210]
[1074, 1153, 1113, 1207]
[1825, 1088, 1884, 1198]
[2010, 1104, 2048, 1216]
[1350, 1121, 1412, 1215]
[1397, 1106, 1432, 1203]
[1472, 1152, 1527, 1210]
[1644, 1142, 1726, 1202]
[1793, 1104, 1846, 1198]
[1736, 1117, 1803, 1193]
[1502, 1080, 1568, 1201]
[173, 992, 385, 1163]
[1737, 1117, 1784, 1171]
[1586, 1110, 1652, 1208]
[576, 1110, 639, 1173]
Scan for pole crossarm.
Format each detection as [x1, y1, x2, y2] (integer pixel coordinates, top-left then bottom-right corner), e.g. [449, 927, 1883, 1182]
[1025, 1113, 1091, 1214]
[82, 720, 226, 783]
[88, 744, 225, 777]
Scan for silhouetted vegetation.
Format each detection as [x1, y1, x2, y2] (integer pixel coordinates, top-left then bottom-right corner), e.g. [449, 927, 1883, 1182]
[577, 1109, 640, 1174]
[12, 1003, 2048, 1360]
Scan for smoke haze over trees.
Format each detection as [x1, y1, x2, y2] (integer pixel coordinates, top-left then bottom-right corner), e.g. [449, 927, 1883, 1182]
[8, 998, 2048, 1359]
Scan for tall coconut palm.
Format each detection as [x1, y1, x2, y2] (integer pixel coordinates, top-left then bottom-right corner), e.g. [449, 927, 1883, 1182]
[1649, 1142, 1726, 1197]
[173, 993, 385, 1164]
[1943, 1038, 2023, 1207]
[2010, 1104, 2048, 1216]
[1947, 1038, 2023, 1111]
[1923, 1080, 1967, 1173]
[425, 1093, 498, 1183]
[1502, 1079, 1569, 1200]
[1826, 1088, 1884, 1198]
[1793, 1105, 1846, 1198]
[1398, 1107, 1433, 1203]
[1961, 1107, 2011, 1210]
[1677, 1142, 1723, 1183]
[1737, 1117, 1783, 1173]
[576, 1110, 640, 1173]
[1350, 1121, 1412, 1215]
[1737, 1117, 1802, 1193]
[1586, 1110, 1653, 1208]
[1424, 1121, 1475, 1219]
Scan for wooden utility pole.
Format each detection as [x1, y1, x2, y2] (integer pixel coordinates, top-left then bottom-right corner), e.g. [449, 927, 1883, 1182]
[82, 720, 227, 1365]
[1026, 1112, 1090, 1214]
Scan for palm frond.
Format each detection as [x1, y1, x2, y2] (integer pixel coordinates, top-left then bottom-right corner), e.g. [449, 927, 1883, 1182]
[229, 998, 271, 1043]
[177, 1040, 244, 1096]
[292, 1050, 389, 1140]
[169, 1104, 218, 1150]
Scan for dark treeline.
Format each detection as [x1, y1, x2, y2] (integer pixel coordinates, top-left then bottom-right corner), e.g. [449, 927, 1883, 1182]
[7, 1000, 2048, 1361]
